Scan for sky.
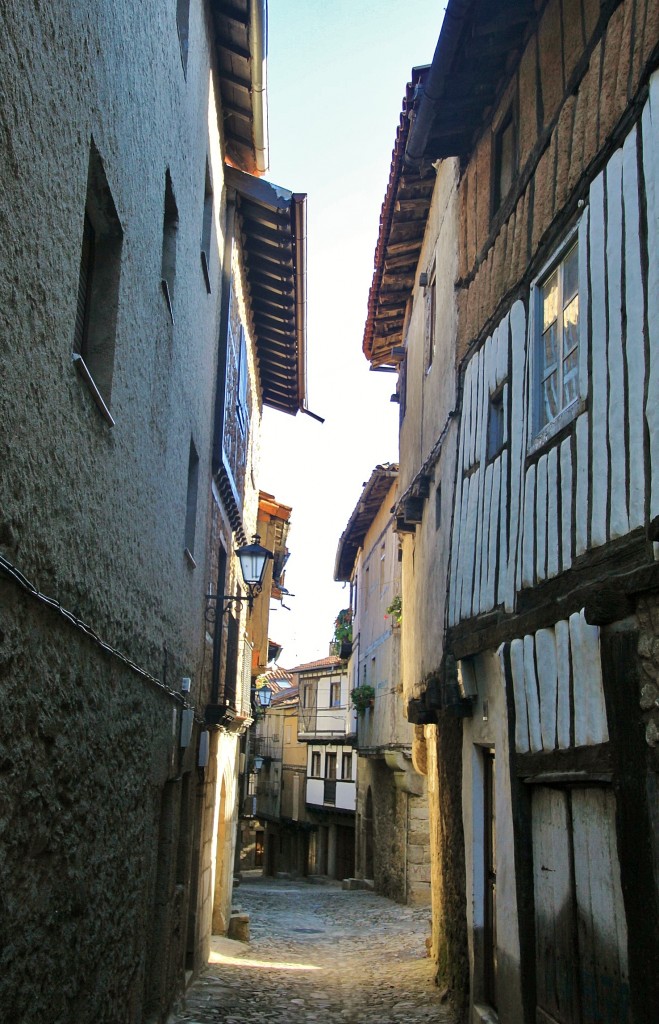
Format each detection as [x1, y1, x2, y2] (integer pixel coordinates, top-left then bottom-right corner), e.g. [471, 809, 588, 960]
[258, 1, 447, 668]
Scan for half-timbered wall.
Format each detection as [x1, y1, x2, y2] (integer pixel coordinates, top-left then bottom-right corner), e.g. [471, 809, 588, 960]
[449, 75, 659, 628]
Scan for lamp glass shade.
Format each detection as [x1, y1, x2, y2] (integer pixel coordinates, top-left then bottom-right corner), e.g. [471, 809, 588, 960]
[253, 755, 264, 771]
[236, 534, 273, 587]
[256, 684, 273, 708]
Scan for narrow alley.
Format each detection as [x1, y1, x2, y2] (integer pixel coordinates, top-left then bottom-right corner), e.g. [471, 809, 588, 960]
[168, 876, 458, 1024]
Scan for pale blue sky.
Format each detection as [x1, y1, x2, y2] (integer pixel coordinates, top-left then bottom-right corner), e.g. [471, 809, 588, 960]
[259, 1, 447, 667]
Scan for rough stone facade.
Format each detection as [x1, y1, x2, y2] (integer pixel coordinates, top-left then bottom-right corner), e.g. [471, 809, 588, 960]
[0, 2, 269, 1022]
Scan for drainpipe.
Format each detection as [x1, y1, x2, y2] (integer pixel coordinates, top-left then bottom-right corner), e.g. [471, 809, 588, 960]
[249, 0, 269, 175]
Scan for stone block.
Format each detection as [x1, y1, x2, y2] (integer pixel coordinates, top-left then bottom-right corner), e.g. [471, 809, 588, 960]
[227, 913, 249, 942]
[599, 5, 628, 147]
[531, 137, 556, 255]
[518, 39, 538, 169]
[583, 0, 600, 40]
[582, 43, 603, 172]
[407, 843, 431, 865]
[538, 0, 565, 129]
[555, 95, 576, 212]
[474, 133, 492, 258]
[563, 0, 587, 85]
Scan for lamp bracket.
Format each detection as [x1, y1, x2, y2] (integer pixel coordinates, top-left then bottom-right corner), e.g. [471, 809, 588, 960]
[205, 584, 263, 623]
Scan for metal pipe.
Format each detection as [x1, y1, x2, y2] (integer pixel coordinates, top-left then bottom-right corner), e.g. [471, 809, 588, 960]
[249, 0, 269, 175]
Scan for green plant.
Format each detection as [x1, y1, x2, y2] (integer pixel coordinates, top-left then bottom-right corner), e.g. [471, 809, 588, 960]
[386, 594, 402, 625]
[350, 684, 375, 715]
[332, 608, 352, 646]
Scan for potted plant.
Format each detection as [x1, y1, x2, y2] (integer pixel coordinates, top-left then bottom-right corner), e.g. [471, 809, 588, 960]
[385, 594, 402, 627]
[350, 684, 375, 715]
[331, 608, 353, 658]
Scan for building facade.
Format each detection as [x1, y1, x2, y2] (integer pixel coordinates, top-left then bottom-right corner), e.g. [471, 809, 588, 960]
[0, 2, 307, 1022]
[335, 464, 431, 905]
[363, 1, 659, 1021]
[296, 657, 357, 880]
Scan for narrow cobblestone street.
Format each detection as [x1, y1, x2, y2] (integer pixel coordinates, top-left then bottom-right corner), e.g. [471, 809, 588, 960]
[168, 876, 459, 1024]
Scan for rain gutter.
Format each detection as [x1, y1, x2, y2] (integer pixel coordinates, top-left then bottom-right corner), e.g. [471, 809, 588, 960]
[249, 0, 269, 174]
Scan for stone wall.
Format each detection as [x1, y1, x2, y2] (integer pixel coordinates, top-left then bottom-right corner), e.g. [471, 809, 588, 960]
[0, 0, 234, 1020]
[456, 0, 659, 361]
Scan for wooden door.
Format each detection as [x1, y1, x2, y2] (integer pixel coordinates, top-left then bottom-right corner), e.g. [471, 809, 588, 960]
[532, 787, 630, 1024]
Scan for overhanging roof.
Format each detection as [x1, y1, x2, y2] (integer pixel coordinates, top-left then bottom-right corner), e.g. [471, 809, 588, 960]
[226, 166, 307, 416]
[211, 0, 268, 175]
[334, 464, 399, 582]
[362, 68, 435, 369]
[405, 0, 537, 166]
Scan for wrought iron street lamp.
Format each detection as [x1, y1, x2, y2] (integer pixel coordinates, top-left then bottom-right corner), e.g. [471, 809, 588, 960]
[255, 684, 273, 710]
[205, 534, 274, 621]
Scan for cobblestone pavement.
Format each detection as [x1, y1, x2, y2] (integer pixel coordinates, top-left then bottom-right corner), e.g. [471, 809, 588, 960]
[168, 875, 459, 1024]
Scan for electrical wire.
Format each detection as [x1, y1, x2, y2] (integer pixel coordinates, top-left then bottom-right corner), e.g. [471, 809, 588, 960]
[0, 552, 202, 719]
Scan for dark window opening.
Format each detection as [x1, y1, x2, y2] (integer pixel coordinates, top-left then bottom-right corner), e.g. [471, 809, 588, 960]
[311, 751, 321, 777]
[201, 158, 213, 292]
[435, 482, 442, 530]
[341, 753, 352, 780]
[161, 170, 178, 321]
[487, 391, 505, 461]
[493, 108, 517, 215]
[325, 753, 337, 780]
[184, 438, 199, 561]
[176, 0, 190, 76]
[73, 140, 123, 419]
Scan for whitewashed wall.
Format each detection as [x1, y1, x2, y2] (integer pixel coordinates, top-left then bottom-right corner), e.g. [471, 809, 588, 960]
[449, 75, 659, 628]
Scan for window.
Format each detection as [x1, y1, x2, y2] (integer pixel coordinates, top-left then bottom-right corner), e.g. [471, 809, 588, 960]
[311, 751, 321, 777]
[536, 240, 579, 432]
[329, 681, 341, 708]
[487, 389, 505, 460]
[73, 140, 123, 422]
[325, 753, 337, 780]
[184, 438, 199, 563]
[341, 753, 352, 781]
[161, 170, 178, 321]
[176, 0, 190, 76]
[302, 684, 313, 709]
[424, 269, 436, 371]
[493, 106, 517, 214]
[236, 327, 249, 434]
[201, 159, 212, 292]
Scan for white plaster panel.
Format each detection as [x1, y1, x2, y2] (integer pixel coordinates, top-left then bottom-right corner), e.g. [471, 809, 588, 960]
[575, 413, 589, 556]
[569, 611, 609, 747]
[510, 638, 529, 752]
[605, 148, 630, 540]
[508, 301, 527, 609]
[555, 618, 572, 750]
[536, 453, 548, 582]
[524, 633, 543, 753]
[496, 312, 509, 386]
[536, 627, 558, 752]
[522, 463, 536, 588]
[497, 447, 509, 608]
[481, 461, 494, 613]
[642, 74, 659, 522]
[560, 437, 573, 571]
[622, 126, 646, 530]
[461, 471, 479, 618]
[589, 171, 609, 548]
[546, 445, 559, 578]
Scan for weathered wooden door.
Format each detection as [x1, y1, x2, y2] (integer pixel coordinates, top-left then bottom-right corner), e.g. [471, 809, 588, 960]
[532, 787, 630, 1024]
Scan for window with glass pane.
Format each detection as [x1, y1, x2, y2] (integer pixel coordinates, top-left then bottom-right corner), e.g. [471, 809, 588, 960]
[538, 241, 579, 430]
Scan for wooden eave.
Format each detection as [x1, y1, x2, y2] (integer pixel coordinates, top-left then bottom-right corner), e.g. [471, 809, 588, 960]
[226, 166, 307, 415]
[405, 0, 537, 165]
[334, 464, 399, 582]
[362, 66, 434, 369]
